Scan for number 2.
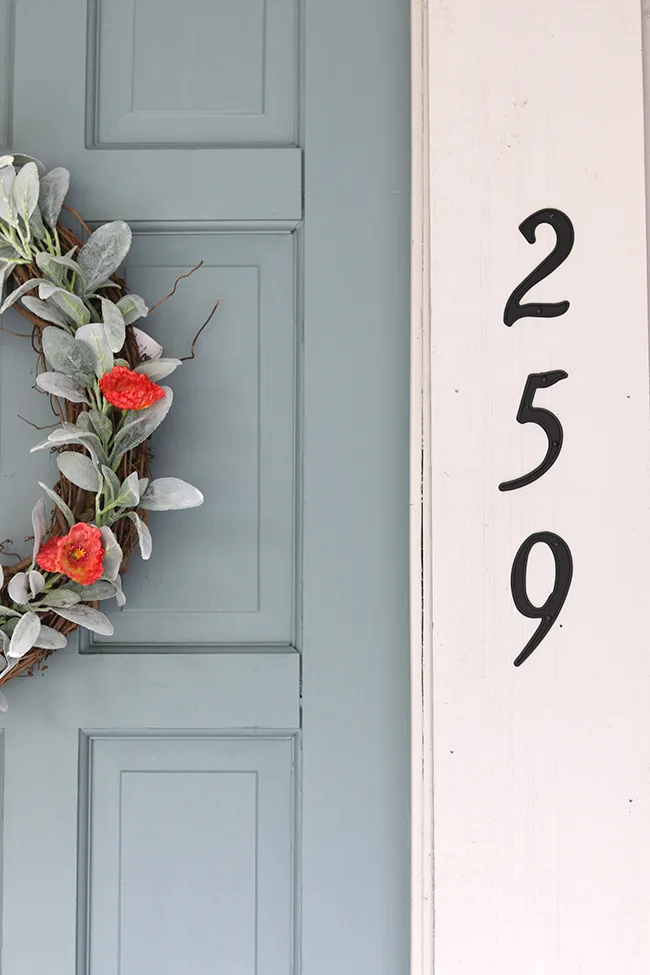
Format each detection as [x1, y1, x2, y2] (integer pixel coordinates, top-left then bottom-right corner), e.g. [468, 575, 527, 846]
[503, 208, 574, 326]
[499, 370, 568, 492]
[511, 531, 573, 666]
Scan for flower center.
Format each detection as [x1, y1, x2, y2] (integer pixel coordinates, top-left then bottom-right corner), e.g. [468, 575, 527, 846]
[70, 546, 86, 562]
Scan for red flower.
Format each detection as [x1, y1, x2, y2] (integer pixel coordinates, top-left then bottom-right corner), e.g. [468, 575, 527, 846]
[37, 523, 105, 585]
[37, 537, 63, 573]
[99, 365, 165, 411]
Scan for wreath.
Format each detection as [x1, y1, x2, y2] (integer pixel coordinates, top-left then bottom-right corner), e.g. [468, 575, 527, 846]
[0, 152, 212, 706]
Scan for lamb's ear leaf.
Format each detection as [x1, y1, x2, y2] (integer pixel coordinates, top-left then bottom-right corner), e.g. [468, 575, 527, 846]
[40, 589, 81, 608]
[88, 409, 112, 443]
[77, 220, 132, 294]
[38, 167, 70, 228]
[29, 203, 47, 242]
[0, 278, 48, 313]
[28, 571, 44, 599]
[65, 579, 118, 601]
[12, 161, 40, 225]
[110, 389, 172, 461]
[76, 322, 114, 376]
[41, 325, 95, 386]
[117, 472, 140, 508]
[56, 451, 101, 493]
[7, 572, 29, 605]
[139, 477, 204, 511]
[36, 252, 84, 286]
[32, 625, 67, 650]
[41, 286, 90, 327]
[22, 295, 71, 327]
[133, 358, 181, 381]
[31, 498, 47, 565]
[99, 526, 123, 581]
[116, 293, 148, 325]
[7, 611, 41, 659]
[35, 371, 89, 404]
[50, 604, 114, 636]
[123, 511, 152, 560]
[100, 298, 126, 353]
[37, 482, 76, 529]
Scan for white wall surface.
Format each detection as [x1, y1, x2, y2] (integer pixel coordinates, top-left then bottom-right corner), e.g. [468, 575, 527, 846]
[412, 1, 650, 972]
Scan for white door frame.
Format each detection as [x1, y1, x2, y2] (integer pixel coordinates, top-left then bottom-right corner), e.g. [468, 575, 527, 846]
[410, 1, 650, 972]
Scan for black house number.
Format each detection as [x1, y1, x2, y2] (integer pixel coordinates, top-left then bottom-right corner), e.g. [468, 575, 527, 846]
[502, 208, 574, 666]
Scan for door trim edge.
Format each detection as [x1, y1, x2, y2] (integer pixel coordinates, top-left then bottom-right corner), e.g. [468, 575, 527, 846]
[410, 3, 433, 974]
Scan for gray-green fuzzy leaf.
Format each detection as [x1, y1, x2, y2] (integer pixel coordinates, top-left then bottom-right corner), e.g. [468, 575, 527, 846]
[117, 471, 140, 508]
[37, 482, 75, 529]
[0, 240, 22, 264]
[139, 477, 204, 511]
[51, 604, 114, 636]
[123, 511, 152, 560]
[33, 625, 67, 650]
[78, 220, 132, 294]
[76, 322, 114, 376]
[22, 295, 71, 327]
[66, 579, 117, 601]
[101, 466, 121, 504]
[40, 588, 81, 608]
[0, 606, 24, 618]
[116, 293, 148, 325]
[36, 252, 84, 287]
[42, 325, 95, 385]
[0, 165, 16, 224]
[40, 285, 90, 327]
[0, 277, 48, 313]
[100, 298, 126, 353]
[38, 167, 70, 228]
[99, 526, 122, 581]
[88, 409, 112, 443]
[31, 498, 47, 565]
[7, 611, 41, 658]
[7, 572, 30, 605]
[134, 358, 181, 381]
[111, 388, 172, 462]
[28, 571, 44, 598]
[11, 161, 39, 225]
[29, 204, 47, 241]
[36, 371, 89, 404]
[57, 451, 101, 492]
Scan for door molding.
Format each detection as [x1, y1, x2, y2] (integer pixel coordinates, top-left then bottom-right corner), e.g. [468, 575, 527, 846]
[409, 2, 433, 973]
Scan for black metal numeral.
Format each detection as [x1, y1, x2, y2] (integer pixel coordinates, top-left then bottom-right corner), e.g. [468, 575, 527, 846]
[503, 208, 575, 326]
[499, 370, 568, 492]
[511, 531, 573, 666]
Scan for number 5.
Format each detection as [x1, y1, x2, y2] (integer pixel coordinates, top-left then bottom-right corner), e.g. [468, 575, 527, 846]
[499, 370, 568, 492]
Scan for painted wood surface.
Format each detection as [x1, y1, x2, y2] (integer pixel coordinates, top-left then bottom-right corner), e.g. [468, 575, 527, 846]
[0, 0, 411, 971]
[412, 0, 650, 971]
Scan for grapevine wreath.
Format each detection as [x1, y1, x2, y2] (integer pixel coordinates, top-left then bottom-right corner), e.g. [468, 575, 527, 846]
[0, 153, 213, 707]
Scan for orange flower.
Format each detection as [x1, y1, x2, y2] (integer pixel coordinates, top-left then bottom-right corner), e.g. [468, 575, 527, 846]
[99, 365, 165, 411]
[37, 523, 105, 585]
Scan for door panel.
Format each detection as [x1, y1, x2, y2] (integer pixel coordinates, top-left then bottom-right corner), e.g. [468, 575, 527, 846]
[0, 0, 409, 972]
[88, 0, 298, 146]
[97, 233, 297, 648]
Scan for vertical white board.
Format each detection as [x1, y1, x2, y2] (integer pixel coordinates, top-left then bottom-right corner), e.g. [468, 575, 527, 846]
[411, 0, 650, 972]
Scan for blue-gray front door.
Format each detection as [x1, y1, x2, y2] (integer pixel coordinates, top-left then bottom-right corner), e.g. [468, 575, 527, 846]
[0, 1, 410, 971]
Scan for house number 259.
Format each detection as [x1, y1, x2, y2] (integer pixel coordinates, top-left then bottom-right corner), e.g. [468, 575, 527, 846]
[501, 208, 574, 666]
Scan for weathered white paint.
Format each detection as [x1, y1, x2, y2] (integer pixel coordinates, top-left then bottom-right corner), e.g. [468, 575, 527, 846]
[411, 1, 650, 972]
